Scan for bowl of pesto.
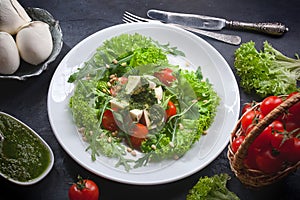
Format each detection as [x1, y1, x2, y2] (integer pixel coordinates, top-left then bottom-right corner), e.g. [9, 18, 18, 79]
[48, 23, 240, 185]
[0, 112, 54, 185]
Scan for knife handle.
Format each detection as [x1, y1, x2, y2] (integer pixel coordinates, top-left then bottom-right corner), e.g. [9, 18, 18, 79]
[226, 21, 288, 36]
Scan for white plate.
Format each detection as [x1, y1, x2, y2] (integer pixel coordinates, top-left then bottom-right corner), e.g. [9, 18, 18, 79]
[47, 23, 240, 185]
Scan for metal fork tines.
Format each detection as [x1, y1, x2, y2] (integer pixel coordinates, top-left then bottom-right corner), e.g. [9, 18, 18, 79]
[122, 11, 241, 45]
[123, 11, 154, 23]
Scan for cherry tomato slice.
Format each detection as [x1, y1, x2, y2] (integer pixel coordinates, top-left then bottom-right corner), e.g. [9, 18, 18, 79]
[129, 123, 148, 149]
[101, 109, 118, 131]
[154, 68, 176, 86]
[166, 101, 177, 119]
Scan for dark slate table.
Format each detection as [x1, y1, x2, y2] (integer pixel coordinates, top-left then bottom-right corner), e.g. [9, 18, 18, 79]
[0, 0, 299, 199]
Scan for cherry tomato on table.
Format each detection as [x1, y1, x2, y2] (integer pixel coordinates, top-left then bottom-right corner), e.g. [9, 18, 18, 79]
[69, 176, 99, 200]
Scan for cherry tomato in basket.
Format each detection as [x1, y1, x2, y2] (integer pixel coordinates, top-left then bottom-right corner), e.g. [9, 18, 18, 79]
[248, 120, 284, 151]
[231, 135, 245, 153]
[248, 125, 272, 152]
[279, 112, 299, 126]
[284, 137, 300, 163]
[244, 147, 259, 170]
[154, 68, 176, 86]
[287, 91, 300, 116]
[270, 132, 294, 153]
[102, 109, 118, 131]
[69, 176, 99, 200]
[260, 95, 283, 116]
[166, 101, 177, 119]
[241, 103, 252, 114]
[255, 147, 284, 174]
[129, 123, 149, 149]
[285, 121, 300, 137]
[241, 110, 264, 133]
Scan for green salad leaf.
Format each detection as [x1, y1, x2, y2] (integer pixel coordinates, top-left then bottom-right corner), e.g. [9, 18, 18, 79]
[186, 173, 240, 200]
[234, 41, 300, 98]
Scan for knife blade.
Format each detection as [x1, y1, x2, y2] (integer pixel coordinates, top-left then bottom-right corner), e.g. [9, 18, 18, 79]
[147, 9, 288, 36]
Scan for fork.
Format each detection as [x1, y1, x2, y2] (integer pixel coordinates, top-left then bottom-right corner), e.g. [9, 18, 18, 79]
[122, 11, 241, 45]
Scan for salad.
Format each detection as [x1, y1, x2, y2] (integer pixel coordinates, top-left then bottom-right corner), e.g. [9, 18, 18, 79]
[68, 33, 220, 171]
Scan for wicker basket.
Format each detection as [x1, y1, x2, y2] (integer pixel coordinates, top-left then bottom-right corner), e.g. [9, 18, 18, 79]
[228, 92, 300, 188]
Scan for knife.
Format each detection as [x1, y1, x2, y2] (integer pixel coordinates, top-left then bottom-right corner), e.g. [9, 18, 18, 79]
[147, 9, 288, 36]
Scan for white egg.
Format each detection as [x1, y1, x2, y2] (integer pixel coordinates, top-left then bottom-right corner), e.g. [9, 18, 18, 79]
[0, 0, 31, 35]
[16, 21, 53, 65]
[0, 31, 20, 74]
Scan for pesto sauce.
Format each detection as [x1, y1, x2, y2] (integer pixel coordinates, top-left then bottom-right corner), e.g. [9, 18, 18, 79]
[0, 114, 51, 182]
[129, 87, 157, 110]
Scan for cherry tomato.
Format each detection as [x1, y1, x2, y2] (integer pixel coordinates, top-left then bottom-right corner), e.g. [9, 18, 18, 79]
[154, 68, 176, 86]
[231, 135, 245, 153]
[241, 110, 264, 133]
[248, 125, 272, 151]
[244, 147, 259, 170]
[166, 101, 177, 119]
[287, 91, 300, 116]
[285, 121, 300, 137]
[284, 138, 300, 163]
[270, 132, 294, 153]
[267, 120, 292, 152]
[101, 110, 118, 131]
[255, 147, 284, 174]
[260, 96, 283, 116]
[280, 112, 300, 126]
[129, 123, 148, 149]
[241, 103, 252, 114]
[269, 120, 285, 135]
[69, 176, 99, 200]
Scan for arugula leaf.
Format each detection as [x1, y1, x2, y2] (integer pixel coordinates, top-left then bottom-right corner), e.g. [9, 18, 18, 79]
[234, 41, 300, 98]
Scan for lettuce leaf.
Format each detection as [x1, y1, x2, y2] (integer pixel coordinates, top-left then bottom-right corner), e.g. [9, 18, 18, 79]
[234, 41, 299, 98]
[186, 173, 240, 200]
